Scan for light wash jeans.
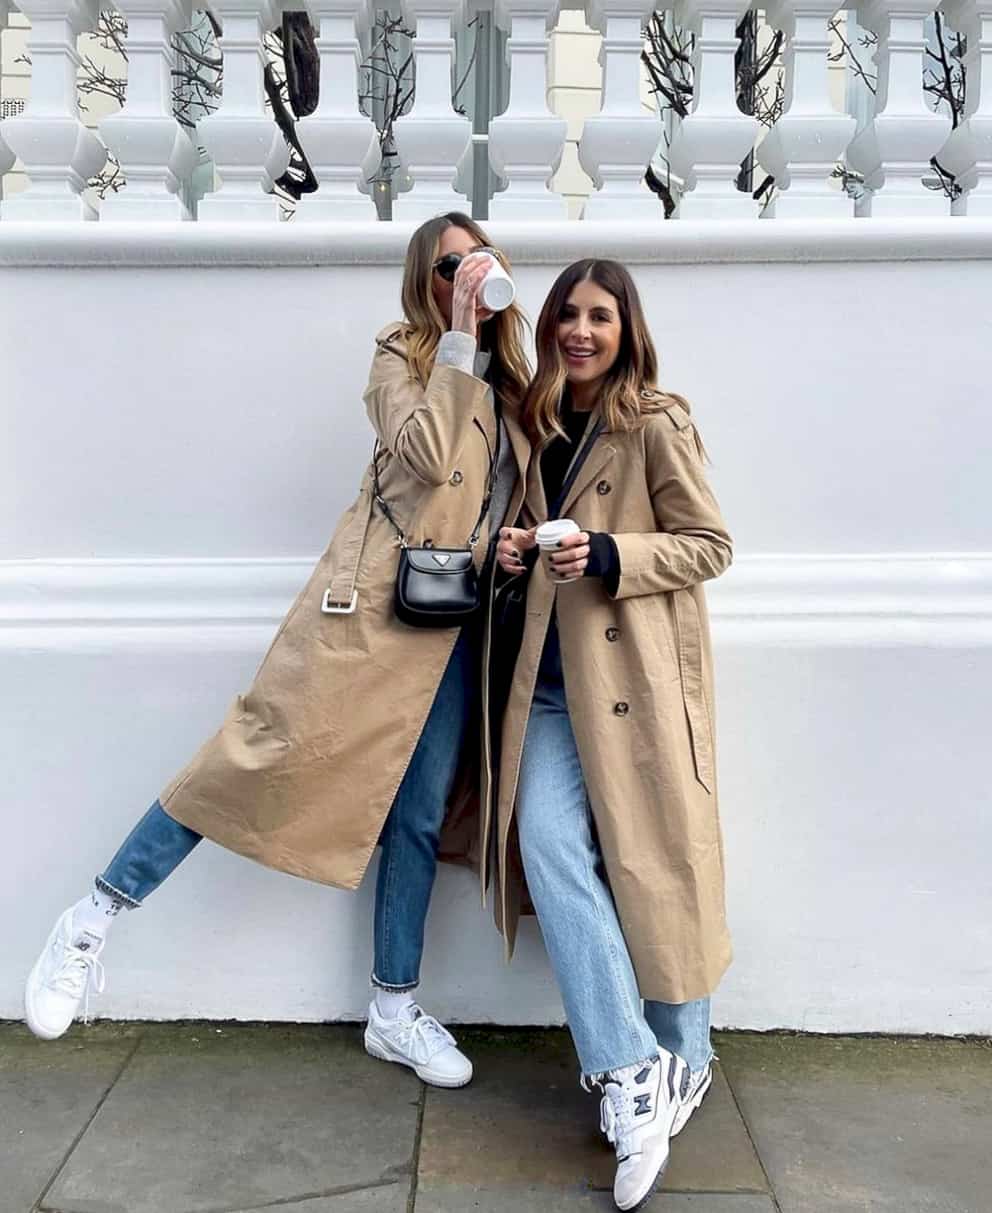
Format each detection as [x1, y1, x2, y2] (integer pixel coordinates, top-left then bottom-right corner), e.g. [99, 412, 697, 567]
[515, 621, 714, 1078]
[97, 628, 478, 993]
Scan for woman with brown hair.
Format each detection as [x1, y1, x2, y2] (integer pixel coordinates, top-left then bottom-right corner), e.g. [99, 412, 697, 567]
[494, 259, 733, 1209]
[25, 213, 532, 1090]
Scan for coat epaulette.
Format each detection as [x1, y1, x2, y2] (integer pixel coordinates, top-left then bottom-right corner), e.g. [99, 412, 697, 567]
[661, 401, 693, 431]
[375, 323, 410, 360]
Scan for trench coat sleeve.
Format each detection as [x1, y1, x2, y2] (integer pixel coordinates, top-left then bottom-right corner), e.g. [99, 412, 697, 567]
[363, 334, 490, 487]
[609, 408, 733, 600]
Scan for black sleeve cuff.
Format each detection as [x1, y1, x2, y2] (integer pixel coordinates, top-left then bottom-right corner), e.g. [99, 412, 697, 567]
[584, 532, 620, 594]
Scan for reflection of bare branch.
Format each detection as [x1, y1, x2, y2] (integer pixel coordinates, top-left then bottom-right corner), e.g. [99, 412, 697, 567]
[828, 16, 877, 92]
[452, 16, 479, 115]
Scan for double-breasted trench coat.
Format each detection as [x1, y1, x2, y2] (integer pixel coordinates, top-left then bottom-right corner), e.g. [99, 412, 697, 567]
[160, 323, 530, 891]
[481, 399, 734, 1004]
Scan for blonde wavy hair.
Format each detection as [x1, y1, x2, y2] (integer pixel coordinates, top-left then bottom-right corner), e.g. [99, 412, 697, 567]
[524, 259, 703, 456]
[399, 213, 531, 414]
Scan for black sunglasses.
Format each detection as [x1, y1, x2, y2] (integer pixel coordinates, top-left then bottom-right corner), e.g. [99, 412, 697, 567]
[432, 246, 500, 283]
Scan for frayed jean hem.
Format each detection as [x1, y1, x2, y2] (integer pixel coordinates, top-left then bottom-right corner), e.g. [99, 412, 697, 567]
[370, 972, 419, 994]
[94, 875, 142, 910]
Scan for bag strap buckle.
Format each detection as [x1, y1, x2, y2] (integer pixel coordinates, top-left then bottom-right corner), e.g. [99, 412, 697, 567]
[321, 589, 358, 615]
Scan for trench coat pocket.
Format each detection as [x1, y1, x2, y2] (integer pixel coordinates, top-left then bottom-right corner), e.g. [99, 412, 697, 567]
[673, 589, 714, 793]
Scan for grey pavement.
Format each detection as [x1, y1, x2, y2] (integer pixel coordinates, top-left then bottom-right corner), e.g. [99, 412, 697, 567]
[1, 1023, 988, 1213]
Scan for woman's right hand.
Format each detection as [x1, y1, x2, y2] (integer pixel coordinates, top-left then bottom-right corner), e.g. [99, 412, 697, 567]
[497, 526, 538, 576]
[450, 253, 493, 337]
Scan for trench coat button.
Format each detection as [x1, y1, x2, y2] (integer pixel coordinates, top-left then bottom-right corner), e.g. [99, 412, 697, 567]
[606, 627, 620, 643]
[449, 470, 464, 485]
[614, 701, 629, 716]
[597, 480, 612, 495]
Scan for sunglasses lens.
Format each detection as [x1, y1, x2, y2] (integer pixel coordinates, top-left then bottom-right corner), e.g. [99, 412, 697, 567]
[434, 254, 460, 282]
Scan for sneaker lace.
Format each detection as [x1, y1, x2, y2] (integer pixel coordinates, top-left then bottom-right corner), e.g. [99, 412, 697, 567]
[599, 1082, 635, 1160]
[396, 1007, 455, 1063]
[49, 943, 106, 1025]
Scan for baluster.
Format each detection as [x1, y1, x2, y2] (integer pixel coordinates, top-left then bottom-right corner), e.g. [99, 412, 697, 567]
[757, 0, 856, 215]
[391, 0, 472, 218]
[846, 0, 952, 214]
[488, 0, 568, 217]
[196, 0, 289, 220]
[577, 0, 663, 218]
[668, 0, 760, 216]
[98, 0, 198, 219]
[295, 0, 380, 218]
[936, 0, 992, 214]
[0, 0, 106, 220]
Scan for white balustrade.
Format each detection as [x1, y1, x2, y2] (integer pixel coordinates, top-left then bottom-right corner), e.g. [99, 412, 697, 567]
[0, 0, 106, 220]
[846, 0, 952, 215]
[391, 0, 472, 219]
[578, 0, 663, 218]
[668, 0, 761, 217]
[294, 0, 380, 219]
[196, 0, 289, 221]
[758, 0, 856, 216]
[936, 0, 992, 214]
[488, 0, 567, 217]
[0, 0, 15, 193]
[98, 0, 198, 219]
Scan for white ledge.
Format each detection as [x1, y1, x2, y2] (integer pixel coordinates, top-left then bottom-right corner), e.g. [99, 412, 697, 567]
[3, 218, 992, 267]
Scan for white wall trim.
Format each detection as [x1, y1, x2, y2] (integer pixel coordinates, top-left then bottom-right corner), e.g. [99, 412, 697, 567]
[2, 553, 990, 647]
[3, 218, 992, 268]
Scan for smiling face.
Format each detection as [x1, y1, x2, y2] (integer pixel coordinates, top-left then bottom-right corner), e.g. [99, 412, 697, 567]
[557, 278, 623, 400]
[430, 225, 495, 329]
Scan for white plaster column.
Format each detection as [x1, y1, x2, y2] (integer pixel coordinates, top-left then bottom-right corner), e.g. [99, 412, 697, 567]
[0, 0, 15, 194]
[294, 0, 380, 219]
[667, 0, 761, 217]
[935, 0, 992, 214]
[98, 0, 198, 219]
[845, 0, 952, 215]
[577, 0, 663, 218]
[0, 0, 106, 219]
[757, 0, 856, 216]
[391, 0, 472, 219]
[196, 0, 289, 221]
[487, 0, 567, 217]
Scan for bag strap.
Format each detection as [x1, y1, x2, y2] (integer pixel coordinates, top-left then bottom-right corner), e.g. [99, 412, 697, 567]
[372, 411, 501, 550]
[549, 415, 606, 520]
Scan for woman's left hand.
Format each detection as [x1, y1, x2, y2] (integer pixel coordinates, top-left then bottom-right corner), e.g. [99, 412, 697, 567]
[547, 531, 591, 582]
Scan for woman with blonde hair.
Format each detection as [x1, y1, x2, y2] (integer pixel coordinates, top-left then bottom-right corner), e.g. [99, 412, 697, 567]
[494, 259, 733, 1208]
[26, 213, 532, 1089]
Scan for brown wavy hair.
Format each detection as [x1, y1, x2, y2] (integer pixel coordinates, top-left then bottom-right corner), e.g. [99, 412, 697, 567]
[524, 259, 701, 454]
[398, 212, 531, 414]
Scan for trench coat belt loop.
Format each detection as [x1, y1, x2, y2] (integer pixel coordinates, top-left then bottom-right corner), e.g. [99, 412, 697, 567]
[321, 473, 376, 615]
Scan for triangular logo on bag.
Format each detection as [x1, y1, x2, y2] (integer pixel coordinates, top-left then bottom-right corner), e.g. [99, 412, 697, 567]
[432, 553, 451, 567]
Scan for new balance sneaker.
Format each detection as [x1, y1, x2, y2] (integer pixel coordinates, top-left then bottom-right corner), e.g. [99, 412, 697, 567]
[671, 1061, 713, 1137]
[598, 1048, 689, 1211]
[363, 1001, 473, 1088]
[25, 907, 107, 1040]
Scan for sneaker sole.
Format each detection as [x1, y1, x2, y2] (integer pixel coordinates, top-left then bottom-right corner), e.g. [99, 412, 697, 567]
[616, 1133, 671, 1213]
[670, 1068, 713, 1138]
[24, 954, 70, 1041]
[363, 1028, 473, 1089]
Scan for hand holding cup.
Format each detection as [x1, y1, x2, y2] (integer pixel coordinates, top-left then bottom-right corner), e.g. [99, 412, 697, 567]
[535, 520, 591, 584]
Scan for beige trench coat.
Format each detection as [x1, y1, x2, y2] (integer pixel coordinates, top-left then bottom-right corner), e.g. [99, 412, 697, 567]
[160, 323, 530, 890]
[483, 401, 733, 1004]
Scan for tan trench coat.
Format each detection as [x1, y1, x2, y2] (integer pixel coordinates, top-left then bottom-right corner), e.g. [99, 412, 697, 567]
[160, 323, 530, 890]
[482, 401, 734, 1004]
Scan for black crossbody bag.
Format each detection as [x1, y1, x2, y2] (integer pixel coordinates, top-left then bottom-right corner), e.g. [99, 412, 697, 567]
[372, 420, 501, 629]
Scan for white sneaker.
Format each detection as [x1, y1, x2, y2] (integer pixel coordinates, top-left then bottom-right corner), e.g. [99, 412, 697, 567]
[671, 1061, 713, 1137]
[25, 907, 106, 1040]
[598, 1049, 688, 1212]
[363, 1001, 473, 1088]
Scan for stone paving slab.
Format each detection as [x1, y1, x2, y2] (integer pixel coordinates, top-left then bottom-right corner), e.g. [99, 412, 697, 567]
[417, 1029, 767, 1195]
[718, 1034, 992, 1213]
[415, 1186, 777, 1212]
[0, 1022, 140, 1213]
[44, 1024, 421, 1213]
[227, 1185, 409, 1212]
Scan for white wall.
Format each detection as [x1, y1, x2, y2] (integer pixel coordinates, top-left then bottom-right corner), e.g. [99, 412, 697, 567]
[2, 219, 991, 1034]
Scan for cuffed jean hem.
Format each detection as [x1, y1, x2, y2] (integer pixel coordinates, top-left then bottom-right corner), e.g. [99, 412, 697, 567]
[370, 972, 419, 993]
[94, 874, 142, 910]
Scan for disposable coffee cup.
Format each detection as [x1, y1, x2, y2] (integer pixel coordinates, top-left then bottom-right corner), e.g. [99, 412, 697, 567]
[535, 519, 581, 584]
[479, 255, 515, 312]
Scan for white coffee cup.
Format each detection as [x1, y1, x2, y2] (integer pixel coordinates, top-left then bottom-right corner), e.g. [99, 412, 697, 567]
[535, 519, 581, 584]
[478, 255, 515, 312]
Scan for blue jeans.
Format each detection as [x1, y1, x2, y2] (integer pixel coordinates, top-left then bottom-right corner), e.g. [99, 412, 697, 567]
[515, 622, 714, 1077]
[97, 629, 477, 993]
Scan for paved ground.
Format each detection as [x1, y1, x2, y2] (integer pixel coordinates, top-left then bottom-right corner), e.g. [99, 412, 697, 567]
[1, 1022, 989, 1213]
